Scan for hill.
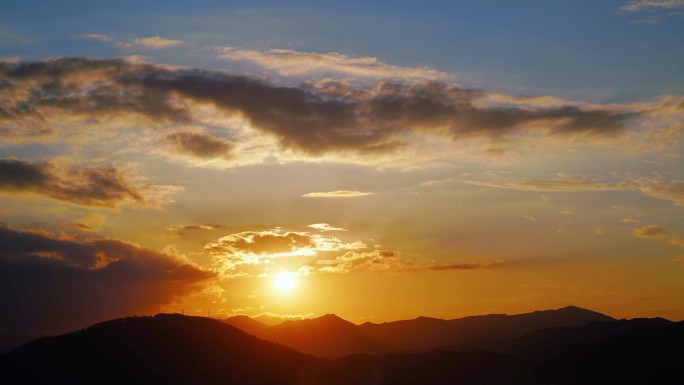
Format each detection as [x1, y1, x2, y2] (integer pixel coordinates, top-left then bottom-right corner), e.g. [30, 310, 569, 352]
[224, 305, 615, 357]
[2, 313, 682, 385]
[0, 313, 331, 385]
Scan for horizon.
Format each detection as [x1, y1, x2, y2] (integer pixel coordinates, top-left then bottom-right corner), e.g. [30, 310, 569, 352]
[1, 0, 684, 337]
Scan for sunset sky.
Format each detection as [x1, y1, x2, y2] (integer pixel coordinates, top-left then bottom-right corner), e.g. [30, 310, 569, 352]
[1, 0, 683, 335]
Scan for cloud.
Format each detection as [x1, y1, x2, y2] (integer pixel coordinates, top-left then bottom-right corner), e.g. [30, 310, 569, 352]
[632, 225, 684, 248]
[166, 224, 226, 235]
[204, 228, 366, 274]
[0, 158, 181, 208]
[68, 212, 107, 231]
[66, 222, 96, 231]
[317, 249, 416, 274]
[301, 190, 373, 198]
[673, 255, 684, 263]
[204, 226, 507, 278]
[77, 33, 114, 43]
[308, 223, 347, 232]
[115, 36, 185, 49]
[427, 259, 505, 271]
[0, 57, 653, 163]
[466, 173, 684, 206]
[620, 0, 684, 12]
[620, 1, 684, 23]
[218, 47, 450, 81]
[318, 248, 504, 274]
[165, 130, 234, 159]
[0, 223, 213, 334]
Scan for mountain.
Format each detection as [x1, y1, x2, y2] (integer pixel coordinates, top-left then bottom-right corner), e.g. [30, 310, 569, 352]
[224, 306, 615, 357]
[360, 305, 615, 351]
[495, 317, 684, 385]
[2, 313, 682, 385]
[222, 314, 270, 336]
[0, 313, 333, 385]
[333, 318, 684, 385]
[226, 313, 386, 358]
[0, 332, 44, 355]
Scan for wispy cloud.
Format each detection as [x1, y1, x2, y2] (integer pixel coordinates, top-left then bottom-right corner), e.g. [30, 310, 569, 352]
[620, 0, 684, 12]
[125, 36, 184, 48]
[308, 223, 347, 232]
[77, 33, 184, 48]
[217, 47, 450, 81]
[301, 190, 373, 198]
[77, 33, 114, 42]
[0, 158, 182, 208]
[620, 1, 684, 24]
[427, 259, 505, 271]
[466, 173, 684, 206]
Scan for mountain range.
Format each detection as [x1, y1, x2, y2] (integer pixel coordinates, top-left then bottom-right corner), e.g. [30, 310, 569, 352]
[1, 307, 682, 384]
[223, 305, 615, 358]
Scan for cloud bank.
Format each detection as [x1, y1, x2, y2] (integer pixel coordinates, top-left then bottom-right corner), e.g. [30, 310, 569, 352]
[0, 158, 181, 207]
[1, 57, 661, 167]
[0, 223, 213, 334]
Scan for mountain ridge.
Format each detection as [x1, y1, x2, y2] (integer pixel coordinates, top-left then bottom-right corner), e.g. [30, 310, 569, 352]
[224, 305, 615, 358]
[2, 312, 682, 385]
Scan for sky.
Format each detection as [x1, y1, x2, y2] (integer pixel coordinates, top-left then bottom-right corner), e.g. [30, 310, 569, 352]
[0, 0, 683, 334]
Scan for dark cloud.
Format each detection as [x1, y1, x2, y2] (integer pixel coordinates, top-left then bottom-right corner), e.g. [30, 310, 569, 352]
[165, 131, 234, 159]
[0, 158, 174, 207]
[0, 58, 640, 156]
[632, 225, 669, 238]
[0, 223, 213, 334]
[66, 222, 96, 231]
[427, 261, 503, 271]
[165, 224, 227, 237]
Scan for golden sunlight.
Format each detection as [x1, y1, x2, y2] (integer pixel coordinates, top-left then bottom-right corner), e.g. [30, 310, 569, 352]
[273, 272, 296, 293]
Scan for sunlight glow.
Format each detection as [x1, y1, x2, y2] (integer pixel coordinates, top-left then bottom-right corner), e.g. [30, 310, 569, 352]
[273, 272, 296, 292]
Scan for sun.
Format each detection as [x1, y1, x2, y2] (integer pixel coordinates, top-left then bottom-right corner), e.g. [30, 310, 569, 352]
[273, 272, 296, 292]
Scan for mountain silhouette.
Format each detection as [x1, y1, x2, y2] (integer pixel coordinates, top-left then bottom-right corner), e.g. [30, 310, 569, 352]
[2, 312, 682, 385]
[226, 313, 386, 358]
[225, 305, 614, 357]
[0, 314, 332, 385]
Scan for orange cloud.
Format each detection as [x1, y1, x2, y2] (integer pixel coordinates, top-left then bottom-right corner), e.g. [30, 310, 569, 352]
[633, 225, 669, 238]
[308, 223, 347, 232]
[632, 224, 684, 248]
[301, 190, 373, 198]
[205, 228, 366, 275]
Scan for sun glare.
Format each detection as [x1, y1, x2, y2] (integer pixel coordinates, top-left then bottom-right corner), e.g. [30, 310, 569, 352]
[273, 272, 296, 292]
